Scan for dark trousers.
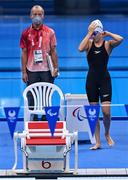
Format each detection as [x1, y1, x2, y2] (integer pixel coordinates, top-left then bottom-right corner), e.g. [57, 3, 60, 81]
[26, 70, 54, 121]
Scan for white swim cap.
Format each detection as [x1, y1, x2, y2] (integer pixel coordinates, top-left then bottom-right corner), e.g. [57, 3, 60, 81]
[93, 19, 103, 33]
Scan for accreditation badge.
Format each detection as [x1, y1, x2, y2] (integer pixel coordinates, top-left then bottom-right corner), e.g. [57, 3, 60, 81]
[34, 50, 43, 63]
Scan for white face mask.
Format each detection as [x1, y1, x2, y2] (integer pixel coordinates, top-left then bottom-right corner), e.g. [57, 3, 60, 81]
[32, 15, 42, 25]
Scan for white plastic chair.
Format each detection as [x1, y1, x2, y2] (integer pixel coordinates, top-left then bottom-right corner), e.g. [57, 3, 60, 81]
[23, 82, 65, 122]
[12, 82, 78, 174]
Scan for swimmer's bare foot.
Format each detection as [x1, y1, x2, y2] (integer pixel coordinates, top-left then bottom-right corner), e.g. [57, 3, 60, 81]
[105, 135, 115, 146]
[89, 144, 101, 150]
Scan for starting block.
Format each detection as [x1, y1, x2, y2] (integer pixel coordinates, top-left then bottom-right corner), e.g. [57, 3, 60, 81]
[13, 121, 78, 174]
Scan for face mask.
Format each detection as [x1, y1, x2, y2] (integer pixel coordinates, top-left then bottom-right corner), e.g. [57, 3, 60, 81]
[32, 16, 42, 25]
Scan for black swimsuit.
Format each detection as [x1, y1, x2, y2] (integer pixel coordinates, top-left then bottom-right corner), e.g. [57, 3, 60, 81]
[86, 40, 112, 103]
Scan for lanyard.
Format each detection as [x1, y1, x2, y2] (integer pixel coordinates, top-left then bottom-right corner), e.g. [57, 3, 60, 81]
[29, 26, 43, 49]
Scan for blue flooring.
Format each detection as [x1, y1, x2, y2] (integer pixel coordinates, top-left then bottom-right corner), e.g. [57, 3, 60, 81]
[1, 120, 128, 169]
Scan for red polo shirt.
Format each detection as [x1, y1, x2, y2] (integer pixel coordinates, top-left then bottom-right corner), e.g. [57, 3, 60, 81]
[20, 24, 57, 72]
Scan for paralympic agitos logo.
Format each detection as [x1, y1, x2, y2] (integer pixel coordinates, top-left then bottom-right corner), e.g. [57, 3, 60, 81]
[72, 107, 86, 121]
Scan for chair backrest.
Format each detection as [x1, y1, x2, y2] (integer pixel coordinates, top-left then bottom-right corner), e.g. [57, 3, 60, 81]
[23, 82, 65, 122]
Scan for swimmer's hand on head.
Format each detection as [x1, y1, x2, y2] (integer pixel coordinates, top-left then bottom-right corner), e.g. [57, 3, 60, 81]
[101, 31, 110, 37]
[88, 22, 97, 36]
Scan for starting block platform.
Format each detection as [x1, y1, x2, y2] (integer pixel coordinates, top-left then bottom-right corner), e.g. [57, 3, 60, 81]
[13, 121, 78, 174]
